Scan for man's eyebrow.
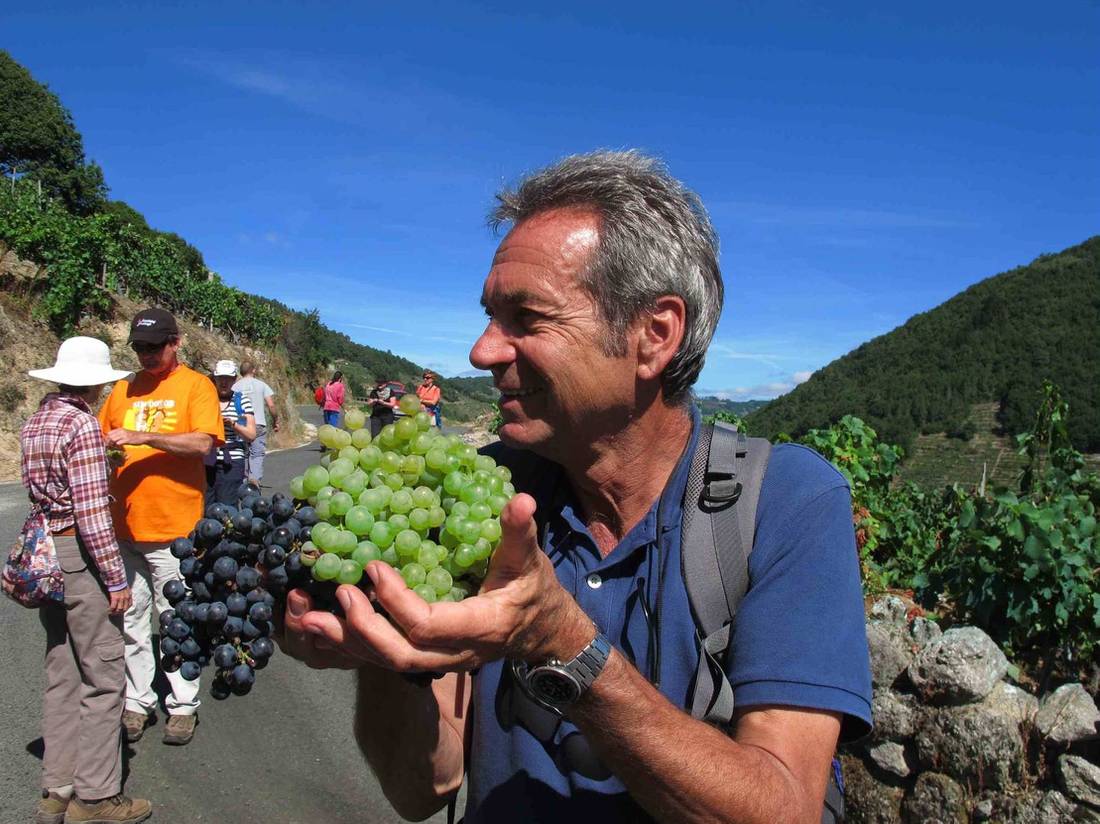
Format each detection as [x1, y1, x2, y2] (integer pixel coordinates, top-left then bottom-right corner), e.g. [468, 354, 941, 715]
[480, 288, 537, 310]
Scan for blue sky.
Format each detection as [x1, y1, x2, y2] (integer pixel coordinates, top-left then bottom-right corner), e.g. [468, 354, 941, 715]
[7, 2, 1099, 398]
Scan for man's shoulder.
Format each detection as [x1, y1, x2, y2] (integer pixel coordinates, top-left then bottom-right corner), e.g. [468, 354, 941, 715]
[760, 442, 848, 504]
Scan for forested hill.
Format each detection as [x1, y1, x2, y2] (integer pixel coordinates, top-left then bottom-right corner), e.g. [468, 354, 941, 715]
[746, 236, 1100, 452]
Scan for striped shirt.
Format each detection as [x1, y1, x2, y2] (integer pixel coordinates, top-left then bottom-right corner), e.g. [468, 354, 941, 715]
[20, 393, 127, 591]
[217, 392, 254, 462]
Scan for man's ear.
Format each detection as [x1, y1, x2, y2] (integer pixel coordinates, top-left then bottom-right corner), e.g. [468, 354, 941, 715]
[635, 295, 687, 382]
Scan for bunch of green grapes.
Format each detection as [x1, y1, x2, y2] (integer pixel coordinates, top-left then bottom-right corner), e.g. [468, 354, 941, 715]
[288, 395, 514, 603]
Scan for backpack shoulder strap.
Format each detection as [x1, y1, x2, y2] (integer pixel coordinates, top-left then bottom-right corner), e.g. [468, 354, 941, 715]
[681, 421, 772, 725]
[233, 391, 245, 420]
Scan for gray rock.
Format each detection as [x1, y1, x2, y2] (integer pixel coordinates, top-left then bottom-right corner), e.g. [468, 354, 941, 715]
[908, 626, 1008, 704]
[868, 741, 910, 778]
[1002, 789, 1083, 824]
[870, 595, 909, 626]
[902, 772, 968, 824]
[915, 690, 1026, 789]
[911, 616, 943, 647]
[1059, 754, 1100, 809]
[972, 798, 994, 820]
[1037, 683, 1100, 745]
[871, 689, 917, 741]
[986, 682, 1041, 730]
[840, 754, 905, 824]
[867, 622, 913, 689]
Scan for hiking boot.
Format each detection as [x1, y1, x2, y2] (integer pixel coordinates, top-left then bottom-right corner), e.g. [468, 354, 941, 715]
[120, 710, 151, 743]
[64, 793, 151, 824]
[34, 790, 70, 824]
[163, 713, 197, 745]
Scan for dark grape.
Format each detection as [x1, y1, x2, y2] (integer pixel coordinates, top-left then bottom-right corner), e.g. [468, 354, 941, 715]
[191, 581, 211, 602]
[236, 566, 262, 592]
[213, 644, 237, 669]
[180, 638, 202, 660]
[252, 498, 271, 518]
[264, 545, 287, 567]
[210, 678, 232, 700]
[163, 580, 187, 605]
[249, 637, 274, 660]
[222, 616, 244, 639]
[176, 600, 197, 623]
[206, 601, 229, 625]
[166, 619, 191, 641]
[159, 637, 180, 656]
[295, 506, 319, 526]
[226, 592, 248, 616]
[248, 602, 273, 624]
[170, 537, 195, 559]
[213, 556, 239, 583]
[180, 661, 202, 681]
[196, 518, 224, 544]
[159, 608, 176, 627]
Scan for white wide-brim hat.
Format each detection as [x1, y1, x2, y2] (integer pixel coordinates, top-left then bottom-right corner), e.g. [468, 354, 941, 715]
[28, 336, 133, 386]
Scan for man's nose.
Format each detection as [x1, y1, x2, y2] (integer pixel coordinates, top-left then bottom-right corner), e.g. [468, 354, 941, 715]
[469, 322, 514, 371]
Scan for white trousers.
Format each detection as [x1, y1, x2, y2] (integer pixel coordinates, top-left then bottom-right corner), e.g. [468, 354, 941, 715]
[119, 541, 200, 716]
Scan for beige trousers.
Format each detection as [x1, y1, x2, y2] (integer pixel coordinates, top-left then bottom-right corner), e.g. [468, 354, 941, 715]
[39, 535, 125, 799]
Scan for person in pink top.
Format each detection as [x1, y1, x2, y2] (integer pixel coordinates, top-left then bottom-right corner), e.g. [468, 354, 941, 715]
[322, 371, 345, 427]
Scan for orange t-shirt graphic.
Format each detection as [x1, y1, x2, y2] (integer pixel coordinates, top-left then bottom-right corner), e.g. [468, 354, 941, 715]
[98, 365, 223, 542]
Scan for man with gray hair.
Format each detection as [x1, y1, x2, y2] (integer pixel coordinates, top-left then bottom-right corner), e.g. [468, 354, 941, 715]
[283, 150, 871, 823]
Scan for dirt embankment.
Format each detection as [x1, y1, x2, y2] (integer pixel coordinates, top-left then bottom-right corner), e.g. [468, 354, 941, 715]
[0, 255, 311, 481]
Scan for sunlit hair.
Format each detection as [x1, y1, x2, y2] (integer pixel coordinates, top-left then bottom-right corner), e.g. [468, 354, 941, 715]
[489, 150, 722, 404]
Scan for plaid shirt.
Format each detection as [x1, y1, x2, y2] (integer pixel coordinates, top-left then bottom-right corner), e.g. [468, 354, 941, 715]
[20, 393, 127, 591]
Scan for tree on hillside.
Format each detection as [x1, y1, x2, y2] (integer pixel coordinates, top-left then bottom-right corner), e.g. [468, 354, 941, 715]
[0, 50, 106, 214]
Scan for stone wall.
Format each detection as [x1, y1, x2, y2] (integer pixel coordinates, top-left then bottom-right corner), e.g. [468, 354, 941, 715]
[845, 596, 1100, 822]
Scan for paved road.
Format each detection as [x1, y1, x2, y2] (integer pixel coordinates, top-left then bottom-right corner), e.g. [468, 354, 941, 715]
[0, 406, 464, 824]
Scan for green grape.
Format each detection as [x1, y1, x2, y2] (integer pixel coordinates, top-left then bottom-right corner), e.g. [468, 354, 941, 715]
[395, 529, 421, 560]
[384, 473, 404, 491]
[344, 505, 376, 536]
[328, 457, 356, 485]
[495, 465, 512, 483]
[472, 470, 493, 486]
[439, 553, 461, 578]
[358, 445, 382, 471]
[454, 543, 477, 568]
[441, 496, 457, 513]
[401, 563, 427, 588]
[395, 417, 417, 440]
[313, 553, 342, 581]
[445, 454, 461, 473]
[338, 446, 360, 464]
[420, 469, 443, 490]
[474, 455, 497, 474]
[413, 583, 437, 602]
[289, 475, 307, 500]
[380, 451, 402, 474]
[375, 485, 394, 508]
[333, 429, 353, 449]
[352, 541, 382, 566]
[486, 475, 504, 495]
[402, 454, 425, 477]
[389, 489, 413, 514]
[414, 411, 432, 431]
[408, 508, 431, 532]
[445, 435, 465, 453]
[458, 444, 478, 468]
[344, 408, 367, 431]
[480, 519, 503, 542]
[316, 486, 337, 501]
[311, 521, 334, 544]
[410, 485, 434, 508]
[410, 431, 435, 455]
[342, 470, 368, 498]
[351, 427, 373, 449]
[443, 471, 468, 496]
[369, 521, 395, 549]
[359, 487, 387, 513]
[330, 492, 354, 518]
[502, 482, 516, 497]
[460, 483, 489, 505]
[320, 453, 332, 469]
[428, 505, 447, 528]
[450, 501, 471, 518]
[315, 499, 333, 522]
[468, 502, 492, 522]
[417, 544, 440, 570]
[472, 538, 493, 561]
[398, 393, 421, 416]
[312, 524, 338, 552]
[303, 465, 330, 493]
[458, 519, 483, 545]
[337, 559, 364, 585]
[426, 447, 449, 471]
[426, 567, 453, 595]
[369, 468, 388, 488]
[380, 546, 399, 566]
[335, 529, 359, 556]
[387, 513, 410, 532]
[378, 424, 398, 449]
[470, 558, 489, 579]
[445, 514, 466, 537]
[486, 494, 508, 516]
[317, 424, 340, 448]
[447, 585, 468, 602]
[439, 529, 458, 549]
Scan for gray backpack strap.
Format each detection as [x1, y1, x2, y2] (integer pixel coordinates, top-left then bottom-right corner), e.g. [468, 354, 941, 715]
[681, 422, 772, 726]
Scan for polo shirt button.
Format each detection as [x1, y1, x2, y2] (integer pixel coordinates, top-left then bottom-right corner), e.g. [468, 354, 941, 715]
[586, 573, 602, 590]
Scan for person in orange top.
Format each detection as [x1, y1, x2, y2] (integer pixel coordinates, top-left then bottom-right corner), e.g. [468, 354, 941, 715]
[416, 371, 442, 428]
[98, 308, 223, 748]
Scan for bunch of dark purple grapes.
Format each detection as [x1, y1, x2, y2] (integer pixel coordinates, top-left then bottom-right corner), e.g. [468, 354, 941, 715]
[158, 482, 339, 699]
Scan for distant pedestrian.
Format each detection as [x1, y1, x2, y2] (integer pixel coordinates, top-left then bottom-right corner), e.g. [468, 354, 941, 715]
[367, 377, 397, 439]
[233, 361, 277, 485]
[207, 360, 257, 505]
[416, 370, 442, 428]
[98, 308, 223, 747]
[322, 371, 345, 428]
[22, 336, 152, 824]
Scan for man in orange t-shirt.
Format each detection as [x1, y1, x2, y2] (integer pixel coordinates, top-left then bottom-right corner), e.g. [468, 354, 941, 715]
[98, 308, 222, 747]
[416, 371, 442, 428]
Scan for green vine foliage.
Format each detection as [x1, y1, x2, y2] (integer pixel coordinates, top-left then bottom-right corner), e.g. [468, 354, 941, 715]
[0, 180, 281, 341]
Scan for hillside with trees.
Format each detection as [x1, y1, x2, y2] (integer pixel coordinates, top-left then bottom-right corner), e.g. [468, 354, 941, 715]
[746, 237, 1100, 452]
[0, 51, 492, 420]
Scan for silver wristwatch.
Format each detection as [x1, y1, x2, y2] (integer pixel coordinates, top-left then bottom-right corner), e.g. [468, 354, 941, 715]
[514, 631, 612, 713]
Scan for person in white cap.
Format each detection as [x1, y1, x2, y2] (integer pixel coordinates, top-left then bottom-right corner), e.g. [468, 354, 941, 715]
[207, 359, 257, 505]
[22, 337, 152, 824]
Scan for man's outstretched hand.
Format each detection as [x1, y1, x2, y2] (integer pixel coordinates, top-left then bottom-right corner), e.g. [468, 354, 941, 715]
[280, 494, 593, 673]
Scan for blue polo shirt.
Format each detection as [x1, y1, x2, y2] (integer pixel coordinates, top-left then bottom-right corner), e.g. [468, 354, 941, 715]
[468, 408, 872, 823]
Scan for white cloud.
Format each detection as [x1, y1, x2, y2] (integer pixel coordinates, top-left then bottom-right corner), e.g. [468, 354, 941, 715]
[699, 370, 814, 401]
[793, 370, 813, 384]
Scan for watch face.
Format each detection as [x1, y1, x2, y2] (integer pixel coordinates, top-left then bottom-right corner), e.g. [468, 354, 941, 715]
[528, 667, 582, 706]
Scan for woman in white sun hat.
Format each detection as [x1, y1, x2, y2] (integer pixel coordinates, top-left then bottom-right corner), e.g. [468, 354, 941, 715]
[21, 337, 152, 824]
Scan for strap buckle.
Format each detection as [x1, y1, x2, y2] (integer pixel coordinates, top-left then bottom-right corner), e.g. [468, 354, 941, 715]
[702, 473, 742, 504]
